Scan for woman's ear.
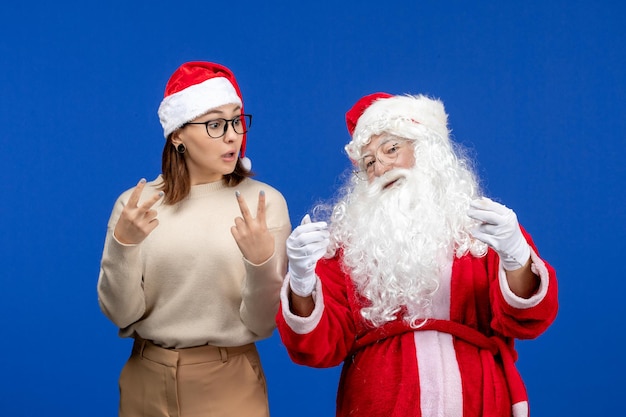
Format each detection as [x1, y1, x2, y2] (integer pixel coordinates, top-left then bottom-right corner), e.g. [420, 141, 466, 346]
[169, 129, 184, 146]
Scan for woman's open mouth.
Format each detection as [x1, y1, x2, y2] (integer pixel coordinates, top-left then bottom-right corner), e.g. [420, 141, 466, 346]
[222, 151, 238, 162]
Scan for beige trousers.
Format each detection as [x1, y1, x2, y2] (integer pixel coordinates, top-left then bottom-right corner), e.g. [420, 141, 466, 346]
[118, 338, 270, 417]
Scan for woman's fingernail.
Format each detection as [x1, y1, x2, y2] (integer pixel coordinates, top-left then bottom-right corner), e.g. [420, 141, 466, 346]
[235, 190, 240, 197]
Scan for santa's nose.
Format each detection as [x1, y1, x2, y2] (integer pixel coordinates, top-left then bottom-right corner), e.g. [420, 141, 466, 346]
[373, 160, 394, 178]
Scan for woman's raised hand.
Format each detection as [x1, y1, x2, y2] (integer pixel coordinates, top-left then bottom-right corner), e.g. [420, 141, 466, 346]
[113, 178, 163, 245]
[231, 190, 275, 265]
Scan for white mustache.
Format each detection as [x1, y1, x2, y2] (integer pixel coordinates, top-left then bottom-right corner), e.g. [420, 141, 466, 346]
[366, 168, 412, 196]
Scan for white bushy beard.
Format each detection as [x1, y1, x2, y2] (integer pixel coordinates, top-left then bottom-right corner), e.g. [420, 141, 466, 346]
[324, 136, 487, 328]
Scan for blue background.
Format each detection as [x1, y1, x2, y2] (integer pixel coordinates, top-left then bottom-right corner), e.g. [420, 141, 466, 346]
[1, 1, 624, 415]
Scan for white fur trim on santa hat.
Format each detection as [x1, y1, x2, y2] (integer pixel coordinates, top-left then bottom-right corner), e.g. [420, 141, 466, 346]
[158, 77, 242, 138]
[346, 94, 449, 160]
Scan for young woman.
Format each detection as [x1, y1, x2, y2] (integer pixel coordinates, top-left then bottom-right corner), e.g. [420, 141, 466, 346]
[98, 61, 291, 417]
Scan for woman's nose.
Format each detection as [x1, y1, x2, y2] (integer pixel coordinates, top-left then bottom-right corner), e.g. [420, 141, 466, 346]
[223, 123, 238, 142]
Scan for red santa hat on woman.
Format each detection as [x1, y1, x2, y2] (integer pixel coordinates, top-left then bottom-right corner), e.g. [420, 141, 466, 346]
[344, 92, 450, 162]
[157, 61, 252, 171]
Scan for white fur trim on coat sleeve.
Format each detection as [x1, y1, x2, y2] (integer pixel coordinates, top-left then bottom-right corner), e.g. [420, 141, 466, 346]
[280, 273, 324, 334]
[512, 400, 529, 417]
[498, 247, 550, 309]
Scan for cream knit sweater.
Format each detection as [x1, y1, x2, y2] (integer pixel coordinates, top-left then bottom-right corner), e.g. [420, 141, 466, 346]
[97, 176, 291, 349]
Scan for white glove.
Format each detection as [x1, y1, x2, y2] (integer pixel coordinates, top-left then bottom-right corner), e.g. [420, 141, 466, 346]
[286, 214, 330, 297]
[467, 197, 530, 271]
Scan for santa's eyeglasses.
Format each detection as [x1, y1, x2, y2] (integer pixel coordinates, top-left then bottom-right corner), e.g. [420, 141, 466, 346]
[354, 137, 412, 181]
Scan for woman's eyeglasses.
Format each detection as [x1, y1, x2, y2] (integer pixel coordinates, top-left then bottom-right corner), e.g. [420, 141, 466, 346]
[184, 114, 252, 138]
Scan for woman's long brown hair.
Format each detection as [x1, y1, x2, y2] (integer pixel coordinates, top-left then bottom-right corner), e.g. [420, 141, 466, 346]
[159, 138, 253, 205]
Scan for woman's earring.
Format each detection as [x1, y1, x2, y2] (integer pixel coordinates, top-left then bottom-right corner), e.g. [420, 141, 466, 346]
[176, 143, 186, 154]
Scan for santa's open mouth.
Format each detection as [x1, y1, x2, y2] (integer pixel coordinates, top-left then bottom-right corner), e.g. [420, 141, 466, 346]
[383, 179, 398, 189]
[382, 174, 406, 190]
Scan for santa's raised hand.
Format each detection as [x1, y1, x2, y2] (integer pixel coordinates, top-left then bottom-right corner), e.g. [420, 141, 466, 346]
[114, 178, 163, 245]
[467, 197, 531, 271]
[286, 214, 330, 297]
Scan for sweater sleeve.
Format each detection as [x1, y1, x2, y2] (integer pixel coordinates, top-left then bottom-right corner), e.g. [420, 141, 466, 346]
[97, 192, 147, 329]
[489, 227, 559, 339]
[239, 186, 291, 338]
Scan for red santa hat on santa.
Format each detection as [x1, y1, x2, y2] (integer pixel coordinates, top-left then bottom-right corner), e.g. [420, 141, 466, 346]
[157, 61, 252, 171]
[344, 92, 450, 162]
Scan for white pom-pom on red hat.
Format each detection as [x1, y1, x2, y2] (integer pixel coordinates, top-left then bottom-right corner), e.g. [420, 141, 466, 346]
[239, 156, 252, 172]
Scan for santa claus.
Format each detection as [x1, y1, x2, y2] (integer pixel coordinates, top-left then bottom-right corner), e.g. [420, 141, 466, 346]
[276, 93, 558, 417]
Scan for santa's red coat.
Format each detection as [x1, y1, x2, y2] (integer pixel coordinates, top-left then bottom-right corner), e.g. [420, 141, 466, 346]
[276, 230, 558, 417]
